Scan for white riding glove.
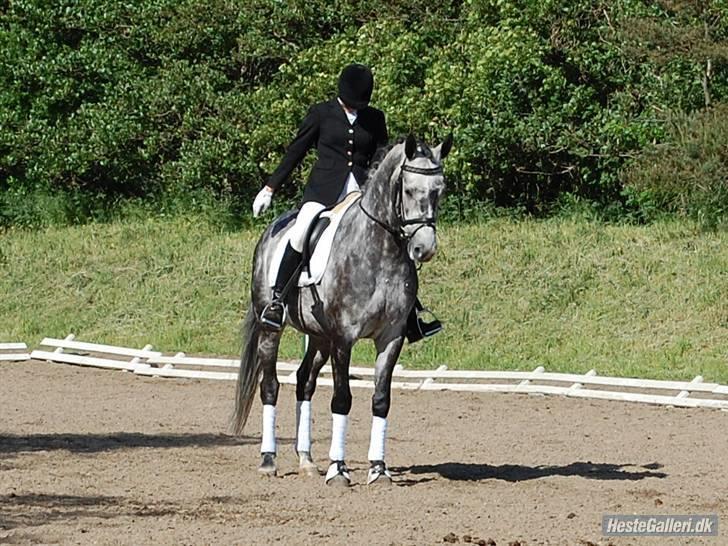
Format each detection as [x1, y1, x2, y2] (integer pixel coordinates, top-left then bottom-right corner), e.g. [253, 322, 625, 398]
[252, 187, 273, 217]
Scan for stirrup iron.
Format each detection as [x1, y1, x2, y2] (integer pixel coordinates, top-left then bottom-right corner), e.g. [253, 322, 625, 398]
[260, 299, 287, 330]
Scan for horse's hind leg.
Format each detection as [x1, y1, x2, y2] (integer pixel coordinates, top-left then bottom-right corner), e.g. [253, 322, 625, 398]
[258, 329, 283, 476]
[367, 333, 406, 485]
[295, 337, 330, 476]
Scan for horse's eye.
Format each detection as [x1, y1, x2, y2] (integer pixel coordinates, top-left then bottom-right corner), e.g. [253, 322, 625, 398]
[405, 188, 414, 198]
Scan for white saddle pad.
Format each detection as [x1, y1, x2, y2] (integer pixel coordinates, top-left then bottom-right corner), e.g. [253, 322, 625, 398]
[269, 191, 362, 287]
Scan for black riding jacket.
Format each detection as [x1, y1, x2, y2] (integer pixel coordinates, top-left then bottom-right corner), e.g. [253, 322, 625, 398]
[266, 98, 388, 206]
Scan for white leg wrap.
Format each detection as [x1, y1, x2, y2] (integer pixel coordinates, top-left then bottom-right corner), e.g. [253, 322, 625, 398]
[296, 400, 312, 453]
[260, 404, 276, 454]
[328, 413, 348, 461]
[367, 416, 387, 461]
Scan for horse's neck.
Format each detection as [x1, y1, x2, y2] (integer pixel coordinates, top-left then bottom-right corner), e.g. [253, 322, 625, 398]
[347, 151, 405, 263]
[343, 206, 405, 276]
[360, 150, 399, 227]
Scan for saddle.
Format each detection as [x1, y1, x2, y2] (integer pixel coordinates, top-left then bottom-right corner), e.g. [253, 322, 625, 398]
[268, 191, 362, 288]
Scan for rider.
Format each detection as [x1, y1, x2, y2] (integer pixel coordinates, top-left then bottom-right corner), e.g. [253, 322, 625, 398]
[252, 63, 441, 342]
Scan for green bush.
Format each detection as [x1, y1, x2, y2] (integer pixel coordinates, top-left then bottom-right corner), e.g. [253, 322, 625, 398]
[1, 0, 727, 227]
[624, 103, 728, 226]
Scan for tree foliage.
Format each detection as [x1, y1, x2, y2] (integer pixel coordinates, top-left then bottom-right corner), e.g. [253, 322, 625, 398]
[0, 0, 726, 226]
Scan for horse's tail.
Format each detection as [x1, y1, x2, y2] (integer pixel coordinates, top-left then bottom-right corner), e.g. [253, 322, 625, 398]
[231, 307, 261, 435]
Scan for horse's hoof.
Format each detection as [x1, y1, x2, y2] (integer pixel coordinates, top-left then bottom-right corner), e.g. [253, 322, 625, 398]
[367, 461, 393, 485]
[326, 473, 351, 487]
[298, 451, 321, 477]
[299, 464, 320, 477]
[258, 452, 277, 477]
[325, 461, 351, 487]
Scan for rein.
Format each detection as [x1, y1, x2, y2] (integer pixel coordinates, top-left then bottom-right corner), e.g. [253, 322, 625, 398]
[358, 199, 401, 239]
[359, 159, 443, 243]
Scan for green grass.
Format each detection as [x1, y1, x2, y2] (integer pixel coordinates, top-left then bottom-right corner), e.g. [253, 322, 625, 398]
[1, 216, 727, 382]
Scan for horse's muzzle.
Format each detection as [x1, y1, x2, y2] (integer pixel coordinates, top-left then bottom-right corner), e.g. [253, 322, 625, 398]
[407, 225, 437, 263]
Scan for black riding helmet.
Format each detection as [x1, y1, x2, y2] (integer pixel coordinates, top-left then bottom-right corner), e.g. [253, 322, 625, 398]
[338, 64, 373, 110]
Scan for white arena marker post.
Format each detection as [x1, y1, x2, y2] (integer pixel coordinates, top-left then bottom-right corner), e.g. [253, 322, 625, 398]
[567, 369, 597, 393]
[670, 375, 703, 407]
[127, 344, 155, 372]
[519, 366, 546, 396]
[518, 365, 545, 386]
[164, 352, 185, 370]
[420, 364, 447, 390]
[54, 333, 76, 355]
[677, 376, 703, 398]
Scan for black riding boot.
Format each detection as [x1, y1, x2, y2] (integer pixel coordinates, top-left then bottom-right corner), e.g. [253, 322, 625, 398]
[260, 242, 302, 330]
[406, 298, 443, 343]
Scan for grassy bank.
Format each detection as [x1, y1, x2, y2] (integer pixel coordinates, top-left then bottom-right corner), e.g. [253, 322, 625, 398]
[1, 216, 727, 382]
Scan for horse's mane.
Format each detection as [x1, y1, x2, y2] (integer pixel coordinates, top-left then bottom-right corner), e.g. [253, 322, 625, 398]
[364, 137, 405, 188]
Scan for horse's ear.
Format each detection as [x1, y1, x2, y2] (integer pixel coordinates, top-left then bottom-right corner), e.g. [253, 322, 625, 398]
[404, 134, 417, 160]
[435, 133, 453, 161]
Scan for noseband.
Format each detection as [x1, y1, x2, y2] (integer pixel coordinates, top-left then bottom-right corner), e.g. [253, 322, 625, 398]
[359, 160, 443, 243]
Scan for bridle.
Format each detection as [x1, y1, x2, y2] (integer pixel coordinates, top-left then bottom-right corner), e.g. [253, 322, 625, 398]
[359, 159, 443, 243]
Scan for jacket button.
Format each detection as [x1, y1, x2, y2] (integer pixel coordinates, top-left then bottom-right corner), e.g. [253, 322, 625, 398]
[348, 129, 354, 134]
[348, 139, 353, 144]
[347, 161, 353, 167]
[347, 151, 352, 155]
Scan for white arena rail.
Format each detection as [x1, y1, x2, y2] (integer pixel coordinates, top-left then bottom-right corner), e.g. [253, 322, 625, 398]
[31, 335, 161, 372]
[28, 334, 728, 410]
[0, 342, 30, 362]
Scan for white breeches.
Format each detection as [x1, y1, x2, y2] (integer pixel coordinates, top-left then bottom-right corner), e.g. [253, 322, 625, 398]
[288, 175, 360, 253]
[289, 202, 325, 253]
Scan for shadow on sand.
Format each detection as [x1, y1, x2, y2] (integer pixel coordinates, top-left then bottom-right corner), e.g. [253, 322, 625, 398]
[392, 461, 667, 485]
[0, 432, 262, 455]
[0, 492, 179, 533]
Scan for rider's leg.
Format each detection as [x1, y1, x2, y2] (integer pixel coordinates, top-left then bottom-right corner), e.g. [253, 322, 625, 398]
[260, 202, 325, 329]
[406, 297, 443, 343]
[288, 201, 326, 254]
[259, 242, 301, 328]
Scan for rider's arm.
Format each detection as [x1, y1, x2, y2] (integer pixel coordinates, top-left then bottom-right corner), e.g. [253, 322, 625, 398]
[266, 105, 320, 193]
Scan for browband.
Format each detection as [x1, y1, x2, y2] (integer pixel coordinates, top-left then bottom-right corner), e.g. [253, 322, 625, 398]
[400, 164, 443, 176]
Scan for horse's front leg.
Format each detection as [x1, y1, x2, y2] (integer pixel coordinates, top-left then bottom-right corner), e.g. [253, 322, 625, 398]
[325, 342, 353, 486]
[367, 333, 406, 485]
[295, 336, 330, 476]
[258, 329, 282, 476]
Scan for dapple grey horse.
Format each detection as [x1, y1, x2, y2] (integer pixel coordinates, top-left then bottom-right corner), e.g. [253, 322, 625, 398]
[233, 134, 452, 486]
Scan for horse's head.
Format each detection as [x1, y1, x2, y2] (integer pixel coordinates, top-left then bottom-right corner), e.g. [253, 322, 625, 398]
[396, 134, 452, 263]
